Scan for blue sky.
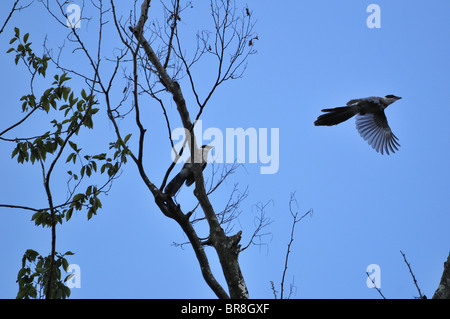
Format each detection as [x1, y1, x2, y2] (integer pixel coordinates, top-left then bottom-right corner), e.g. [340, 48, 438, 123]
[0, 0, 449, 299]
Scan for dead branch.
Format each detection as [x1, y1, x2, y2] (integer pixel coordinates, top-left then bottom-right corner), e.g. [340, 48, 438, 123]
[279, 192, 312, 299]
[400, 250, 425, 299]
[240, 200, 273, 252]
[366, 271, 386, 299]
[0, 0, 34, 34]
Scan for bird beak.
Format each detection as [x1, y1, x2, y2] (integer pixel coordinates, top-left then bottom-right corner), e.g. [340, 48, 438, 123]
[396, 96, 402, 100]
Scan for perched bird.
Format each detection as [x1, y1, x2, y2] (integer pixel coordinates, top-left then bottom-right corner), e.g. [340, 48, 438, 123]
[314, 95, 402, 155]
[164, 145, 214, 197]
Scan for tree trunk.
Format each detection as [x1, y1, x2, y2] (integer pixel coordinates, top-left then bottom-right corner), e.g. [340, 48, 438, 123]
[432, 251, 450, 299]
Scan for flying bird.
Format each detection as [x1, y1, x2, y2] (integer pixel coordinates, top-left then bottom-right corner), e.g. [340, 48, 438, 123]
[314, 95, 402, 155]
[164, 145, 214, 197]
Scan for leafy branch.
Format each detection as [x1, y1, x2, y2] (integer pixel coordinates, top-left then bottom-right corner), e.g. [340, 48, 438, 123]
[1, 29, 124, 298]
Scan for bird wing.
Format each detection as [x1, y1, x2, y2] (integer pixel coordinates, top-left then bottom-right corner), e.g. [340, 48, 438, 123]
[347, 96, 381, 106]
[355, 112, 400, 155]
[346, 98, 363, 105]
[185, 162, 208, 186]
[164, 163, 192, 196]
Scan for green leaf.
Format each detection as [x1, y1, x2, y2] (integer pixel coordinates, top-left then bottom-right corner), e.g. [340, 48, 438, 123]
[14, 27, 20, 37]
[87, 207, 95, 220]
[16, 289, 27, 299]
[23, 33, 29, 43]
[66, 153, 74, 163]
[77, 100, 84, 112]
[62, 258, 69, 271]
[68, 141, 78, 152]
[65, 273, 75, 282]
[11, 146, 19, 159]
[124, 134, 132, 144]
[66, 207, 73, 221]
[24, 249, 39, 262]
[31, 211, 40, 221]
[91, 161, 97, 172]
[72, 193, 84, 202]
[62, 88, 69, 101]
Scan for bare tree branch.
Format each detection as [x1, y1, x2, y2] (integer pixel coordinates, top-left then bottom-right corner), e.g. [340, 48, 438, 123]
[270, 280, 278, 299]
[0, 0, 33, 34]
[366, 271, 386, 299]
[279, 192, 312, 299]
[240, 200, 273, 252]
[129, 0, 250, 299]
[400, 250, 426, 299]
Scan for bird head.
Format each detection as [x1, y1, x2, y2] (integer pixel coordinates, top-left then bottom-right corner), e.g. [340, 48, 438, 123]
[200, 144, 214, 162]
[384, 94, 402, 105]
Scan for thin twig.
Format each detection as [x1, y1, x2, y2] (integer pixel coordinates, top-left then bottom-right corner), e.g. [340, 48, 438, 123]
[163, 0, 180, 69]
[280, 192, 312, 299]
[366, 271, 386, 299]
[0, 0, 21, 34]
[400, 250, 425, 299]
[240, 200, 273, 252]
[270, 281, 277, 299]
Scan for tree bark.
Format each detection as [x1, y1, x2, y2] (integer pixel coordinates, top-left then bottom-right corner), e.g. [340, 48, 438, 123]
[433, 251, 450, 299]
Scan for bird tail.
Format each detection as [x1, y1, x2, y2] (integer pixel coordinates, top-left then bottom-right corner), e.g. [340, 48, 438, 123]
[185, 174, 195, 187]
[164, 172, 186, 197]
[314, 106, 356, 126]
